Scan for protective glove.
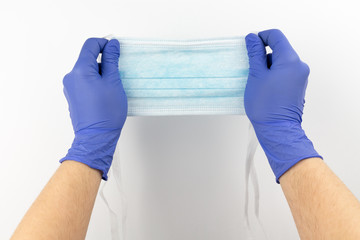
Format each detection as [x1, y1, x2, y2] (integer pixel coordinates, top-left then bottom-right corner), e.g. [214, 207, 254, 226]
[244, 29, 322, 183]
[60, 38, 127, 180]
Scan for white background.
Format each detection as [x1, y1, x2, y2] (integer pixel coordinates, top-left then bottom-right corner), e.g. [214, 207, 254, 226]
[1, 0, 359, 239]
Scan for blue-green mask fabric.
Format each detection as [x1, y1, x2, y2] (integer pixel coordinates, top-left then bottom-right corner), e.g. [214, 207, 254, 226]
[114, 37, 249, 116]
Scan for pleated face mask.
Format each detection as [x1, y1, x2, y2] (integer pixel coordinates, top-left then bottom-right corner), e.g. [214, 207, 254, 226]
[113, 37, 249, 116]
[100, 36, 267, 240]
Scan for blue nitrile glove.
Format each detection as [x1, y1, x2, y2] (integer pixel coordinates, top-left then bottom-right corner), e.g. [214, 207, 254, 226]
[60, 38, 127, 180]
[244, 29, 322, 183]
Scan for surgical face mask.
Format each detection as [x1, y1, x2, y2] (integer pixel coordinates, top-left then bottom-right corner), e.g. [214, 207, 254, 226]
[113, 37, 249, 116]
[101, 36, 266, 240]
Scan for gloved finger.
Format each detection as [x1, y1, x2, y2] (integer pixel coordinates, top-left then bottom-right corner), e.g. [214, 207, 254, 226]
[101, 39, 120, 78]
[245, 33, 267, 71]
[258, 29, 299, 64]
[74, 38, 108, 72]
[267, 53, 272, 68]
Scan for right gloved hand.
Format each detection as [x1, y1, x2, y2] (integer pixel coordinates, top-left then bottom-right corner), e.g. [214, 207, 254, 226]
[244, 29, 322, 183]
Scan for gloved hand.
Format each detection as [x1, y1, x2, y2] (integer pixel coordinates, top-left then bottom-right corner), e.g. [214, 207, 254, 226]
[60, 38, 127, 180]
[244, 29, 321, 183]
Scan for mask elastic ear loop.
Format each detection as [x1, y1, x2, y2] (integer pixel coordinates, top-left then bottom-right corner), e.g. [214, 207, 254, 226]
[99, 178, 122, 240]
[100, 143, 128, 240]
[112, 148, 128, 240]
[244, 122, 268, 239]
[244, 122, 256, 237]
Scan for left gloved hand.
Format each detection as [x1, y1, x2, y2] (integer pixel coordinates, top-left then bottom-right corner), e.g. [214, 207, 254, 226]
[60, 38, 127, 180]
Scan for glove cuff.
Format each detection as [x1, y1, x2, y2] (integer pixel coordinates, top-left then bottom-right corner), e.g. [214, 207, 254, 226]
[251, 121, 322, 183]
[60, 129, 121, 180]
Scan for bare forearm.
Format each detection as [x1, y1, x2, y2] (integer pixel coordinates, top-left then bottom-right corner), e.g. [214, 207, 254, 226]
[11, 161, 102, 240]
[280, 158, 360, 239]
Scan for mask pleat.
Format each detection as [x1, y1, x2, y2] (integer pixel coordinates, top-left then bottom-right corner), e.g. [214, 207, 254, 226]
[121, 77, 247, 89]
[124, 89, 244, 98]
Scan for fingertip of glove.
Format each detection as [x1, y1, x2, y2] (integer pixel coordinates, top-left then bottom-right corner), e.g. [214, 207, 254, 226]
[245, 33, 258, 41]
[103, 39, 120, 58]
[245, 33, 261, 47]
[107, 39, 120, 51]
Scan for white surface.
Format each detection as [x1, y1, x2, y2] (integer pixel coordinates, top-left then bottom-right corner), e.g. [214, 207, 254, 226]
[0, 0, 359, 239]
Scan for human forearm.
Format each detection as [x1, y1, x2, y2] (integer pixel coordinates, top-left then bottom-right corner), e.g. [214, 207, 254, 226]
[280, 157, 360, 239]
[12, 38, 127, 239]
[11, 161, 101, 240]
[245, 29, 360, 238]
